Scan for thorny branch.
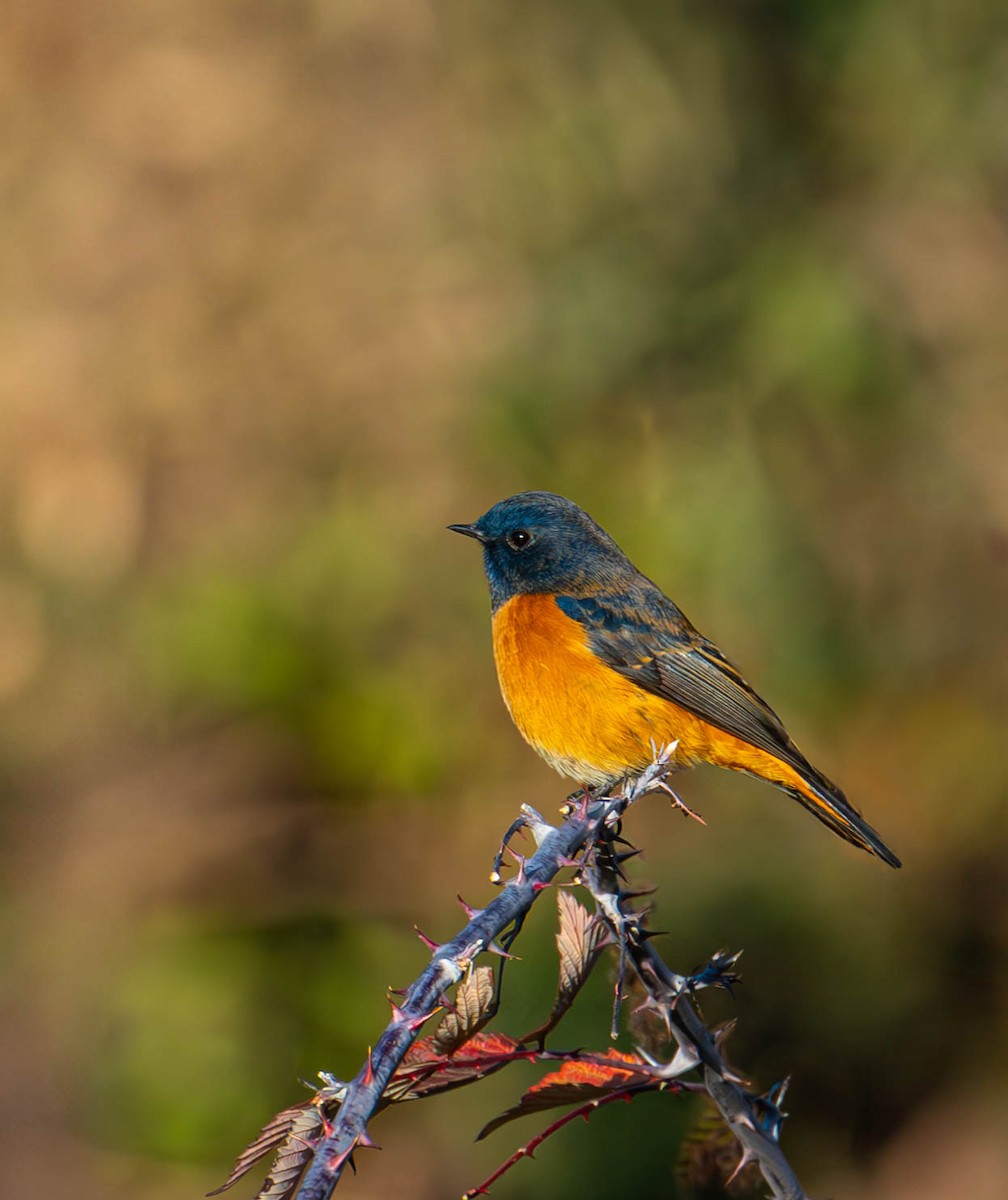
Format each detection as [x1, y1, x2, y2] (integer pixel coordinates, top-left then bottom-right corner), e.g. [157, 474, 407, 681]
[215, 751, 809, 1200]
[290, 761, 667, 1200]
[581, 841, 806, 1199]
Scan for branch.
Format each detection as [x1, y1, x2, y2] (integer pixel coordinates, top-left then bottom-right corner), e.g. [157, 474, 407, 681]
[292, 760, 672, 1200]
[215, 749, 811, 1200]
[463, 1082, 668, 1197]
[581, 847, 808, 1200]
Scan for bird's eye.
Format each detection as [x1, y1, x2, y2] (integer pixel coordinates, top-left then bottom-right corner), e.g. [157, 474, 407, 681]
[506, 528, 533, 550]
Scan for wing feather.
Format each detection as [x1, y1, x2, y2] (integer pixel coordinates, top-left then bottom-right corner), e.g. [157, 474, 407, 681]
[554, 587, 902, 868]
[555, 589, 814, 780]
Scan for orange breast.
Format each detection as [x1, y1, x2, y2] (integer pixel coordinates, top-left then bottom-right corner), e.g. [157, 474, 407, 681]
[491, 594, 714, 787]
[491, 594, 828, 803]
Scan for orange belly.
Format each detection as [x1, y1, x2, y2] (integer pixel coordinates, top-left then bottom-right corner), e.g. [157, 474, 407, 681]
[491, 593, 814, 796]
[491, 594, 707, 786]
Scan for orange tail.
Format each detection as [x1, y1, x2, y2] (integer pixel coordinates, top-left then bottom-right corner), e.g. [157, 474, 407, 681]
[786, 765, 901, 868]
[707, 735, 901, 868]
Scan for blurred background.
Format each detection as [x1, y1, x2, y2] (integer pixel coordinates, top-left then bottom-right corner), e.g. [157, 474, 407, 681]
[2, 1, 1007, 1197]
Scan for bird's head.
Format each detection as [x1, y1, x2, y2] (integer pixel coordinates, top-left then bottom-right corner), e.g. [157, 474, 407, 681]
[449, 491, 630, 609]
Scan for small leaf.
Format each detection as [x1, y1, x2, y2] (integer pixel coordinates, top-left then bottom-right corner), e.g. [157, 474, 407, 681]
[208, 1102, 324, 1198]
[258, 1124, 319, 1200]
[477, 1050, 652, 1140]
[523, 891, 609, 1044]
[555, 891, 608, 1008]
[432, 965, 496, 1054]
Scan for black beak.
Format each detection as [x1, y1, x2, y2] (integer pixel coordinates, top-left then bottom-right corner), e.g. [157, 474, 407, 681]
[448, 523, 488, 543]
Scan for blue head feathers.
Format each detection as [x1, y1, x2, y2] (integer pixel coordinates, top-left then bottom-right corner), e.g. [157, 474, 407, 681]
[449, 491, 634, 610]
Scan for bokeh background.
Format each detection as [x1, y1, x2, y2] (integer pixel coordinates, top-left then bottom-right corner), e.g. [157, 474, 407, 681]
[2, 2, 1007, 1197]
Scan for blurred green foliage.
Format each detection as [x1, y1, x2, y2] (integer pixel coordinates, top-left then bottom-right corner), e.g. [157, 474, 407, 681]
[1, 1, 1007, 1198]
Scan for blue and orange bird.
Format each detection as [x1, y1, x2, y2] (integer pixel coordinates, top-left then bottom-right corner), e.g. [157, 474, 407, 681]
[450, 491, 900, 868]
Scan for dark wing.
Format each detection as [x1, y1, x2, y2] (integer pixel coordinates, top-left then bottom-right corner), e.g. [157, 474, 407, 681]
[556, 587, 902, 868]
[555, 589, 814, 779]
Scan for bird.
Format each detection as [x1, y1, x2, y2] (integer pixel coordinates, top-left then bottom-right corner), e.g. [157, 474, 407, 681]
[449, 491, 900, 868]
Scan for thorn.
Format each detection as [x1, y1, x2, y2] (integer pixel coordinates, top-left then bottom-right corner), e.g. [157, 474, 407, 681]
[509, 852, 527, 886]
[612, 847, 643, 864]
[629, 903, 656, 924]
[357, 1129, 381, 1150]
[362, 1047, 375, 1087]
[713, 1018, 738, 1048]
[457, 895, 482, 919]
[610, 861, 630, 884]
[362, 1051, 379, 1089]
[664, 1042, 702, 1077]
[327, 1142, 356, 1172]
[387, 984, 408, 998]
[565, 783, 598, 819]
[617, 885, 657, 902]
[408, 1006, 442, 1031]
[726, 1147, 756, 1185]
[631, 994, 667, 1026]
[638, 957, 660, 981]
[531, 879, 550, 894]
[288, 1132, 322, 1152]
[519, 804, 554, 846]
[601, 809, 624, 836]
[635, 1045, 661, 1069]
[486, 940, 519, 959]
[414, 925, 441, 953]
[755, 1077, 790, 1139]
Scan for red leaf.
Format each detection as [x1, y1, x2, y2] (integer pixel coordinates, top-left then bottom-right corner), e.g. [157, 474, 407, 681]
[528, 1049, 646, 1094]
[477, 1050, 654, 1140]
[386, 1031, 523, 1103]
